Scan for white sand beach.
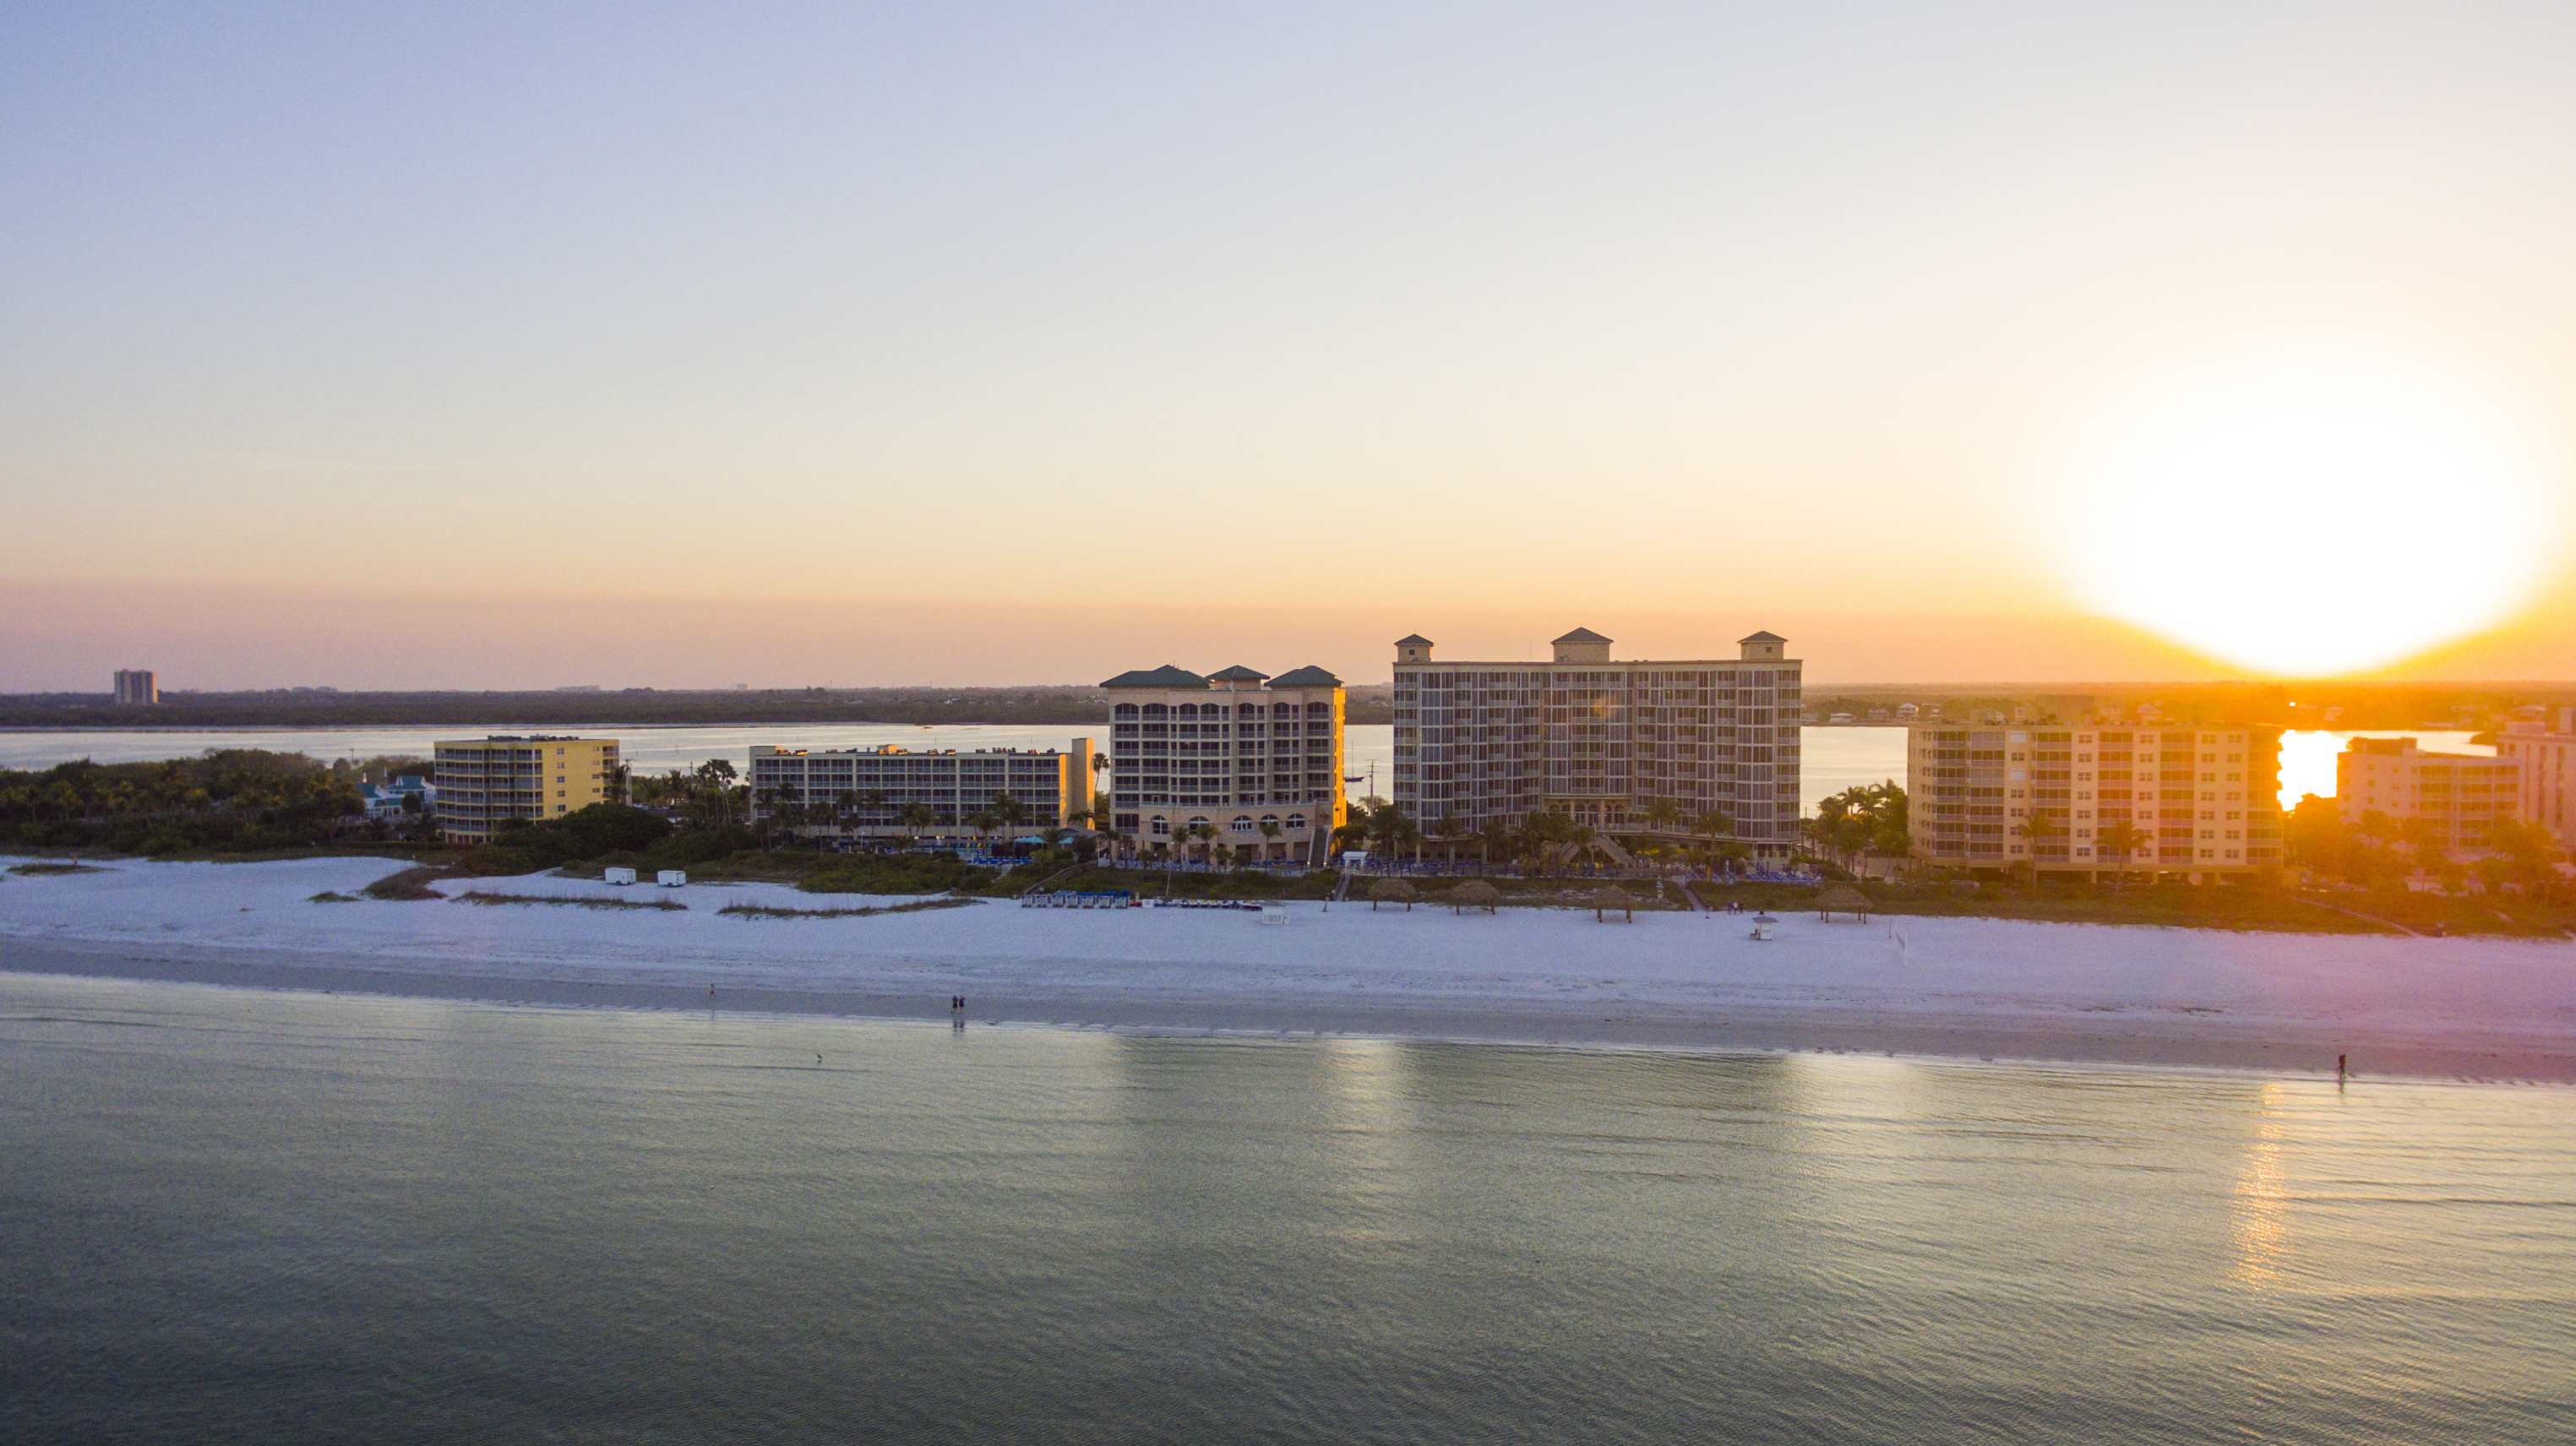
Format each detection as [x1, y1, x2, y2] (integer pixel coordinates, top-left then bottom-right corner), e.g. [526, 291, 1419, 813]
[5, 855, 2573, 1080]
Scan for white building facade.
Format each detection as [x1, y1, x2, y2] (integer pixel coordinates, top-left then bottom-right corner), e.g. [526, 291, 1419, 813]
[746, 741, 1090, 841]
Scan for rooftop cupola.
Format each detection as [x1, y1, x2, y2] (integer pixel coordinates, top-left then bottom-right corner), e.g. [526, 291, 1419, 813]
[1739, 631, 1785, 662]
[1394, 634, 1435, 665]
[1552, 628, 1611, 664]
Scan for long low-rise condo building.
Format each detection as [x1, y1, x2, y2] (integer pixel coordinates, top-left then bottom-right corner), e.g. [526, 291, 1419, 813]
[434, 735, 624, 841]
[747, 739, 1092, 842]
[1388, 628, 1803, 860]
[1907, 724, 2281, 877]
[1104, 664, 1344, 866]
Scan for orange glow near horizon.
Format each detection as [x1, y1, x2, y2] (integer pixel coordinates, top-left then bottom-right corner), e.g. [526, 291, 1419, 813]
[2038, 358, 2568, 679]
[2274, 729, 2494, 812]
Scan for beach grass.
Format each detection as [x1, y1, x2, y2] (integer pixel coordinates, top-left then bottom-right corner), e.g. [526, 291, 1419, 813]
[306, 890, 362, 903]
[455, 889, 688, 912]
[9, 862, 113, 876]
[717, 897, 980, 920]
[362, 865, 449, 901]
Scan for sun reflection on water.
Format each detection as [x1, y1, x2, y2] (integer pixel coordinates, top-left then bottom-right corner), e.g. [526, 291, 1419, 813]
[2231, 1083, 2292, 1289]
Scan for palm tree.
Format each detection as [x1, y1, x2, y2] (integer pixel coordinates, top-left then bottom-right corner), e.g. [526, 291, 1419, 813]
[993, 791, 1030, 838]
[2396, 815, 2445, 874]
[2094, 819, 2148, 877]
[1190, 821, 1219, 867]
[1370, 803, 1417, 863]
[1334, 799, 1378, 856]
[896, 802, 937, 844]
[2013, 812, 2065, 865]
[1259, 818, 1283, 862]
[1641, 796, 1686, 840]
[1512, 809, 1565, 877]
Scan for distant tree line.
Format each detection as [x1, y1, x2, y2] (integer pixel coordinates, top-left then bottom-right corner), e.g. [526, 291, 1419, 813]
[0, 750, 373, 852]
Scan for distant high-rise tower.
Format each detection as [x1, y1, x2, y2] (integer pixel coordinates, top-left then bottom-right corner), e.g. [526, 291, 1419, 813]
[113, 670, 158, 705]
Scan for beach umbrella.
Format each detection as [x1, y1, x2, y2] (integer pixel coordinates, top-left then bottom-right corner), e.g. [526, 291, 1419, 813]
[1816, 884, 1871, 922]
[1451, 879, 1502, 915]
[1368, 877, 1419, 911]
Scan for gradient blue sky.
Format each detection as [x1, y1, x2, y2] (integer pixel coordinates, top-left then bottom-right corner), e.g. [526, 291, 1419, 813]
[8, 3, 2576, 688]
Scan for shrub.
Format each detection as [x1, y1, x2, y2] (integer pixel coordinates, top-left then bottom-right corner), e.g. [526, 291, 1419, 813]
[798, 853, 998, 895]
[456, 805, 673, 874]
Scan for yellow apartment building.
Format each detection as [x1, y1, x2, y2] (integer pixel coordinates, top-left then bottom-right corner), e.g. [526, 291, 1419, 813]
[1909, 723, 2282, 878]
[2496, 709, 2576, 851]
[433, 735, 623, 841]
[2336, 737, 2521, 857]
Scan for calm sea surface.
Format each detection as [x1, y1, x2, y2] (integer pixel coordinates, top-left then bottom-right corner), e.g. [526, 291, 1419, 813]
[3, 973, 2568, 1444]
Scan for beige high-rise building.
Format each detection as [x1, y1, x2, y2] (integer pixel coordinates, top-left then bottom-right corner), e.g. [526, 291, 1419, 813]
[433, 735, 623, 841]
[2338, 737, 2521, 857]
[1908, 723, 2282, 877]
[1103, 664, 1344, 865]
[1389, 628, 1802, 859]
[113, 669, 157, 705]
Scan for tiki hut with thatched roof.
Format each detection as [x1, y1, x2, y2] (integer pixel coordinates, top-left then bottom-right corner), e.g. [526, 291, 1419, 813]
[1592, 884, 1635, 922]
[1368, 877, 1418, 911]
[1451, 878, 1502, 915]
[1816, 884, 1871, 922]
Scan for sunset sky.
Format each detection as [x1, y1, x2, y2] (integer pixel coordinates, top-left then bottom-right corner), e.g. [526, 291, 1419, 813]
[8, 3, 2576, 689]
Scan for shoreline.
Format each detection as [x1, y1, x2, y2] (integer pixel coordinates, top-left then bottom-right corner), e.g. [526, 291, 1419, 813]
[8, 937, 2570, 1084]
[7, 854, 2574, 1084]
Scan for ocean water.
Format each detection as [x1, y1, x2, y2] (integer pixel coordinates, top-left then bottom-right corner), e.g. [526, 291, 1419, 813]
[3, 974, 2570, 1444]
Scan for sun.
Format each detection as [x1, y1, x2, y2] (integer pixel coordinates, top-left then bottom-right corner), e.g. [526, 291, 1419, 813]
[2036, 358, 2563, 677]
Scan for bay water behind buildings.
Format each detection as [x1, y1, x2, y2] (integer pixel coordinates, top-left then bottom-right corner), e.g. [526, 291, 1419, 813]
[5, 725, 2482, 813]
[3, 973, 2568, 1443]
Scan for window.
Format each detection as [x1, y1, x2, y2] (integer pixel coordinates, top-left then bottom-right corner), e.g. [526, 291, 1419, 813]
[1150, 816, 1169, 836]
